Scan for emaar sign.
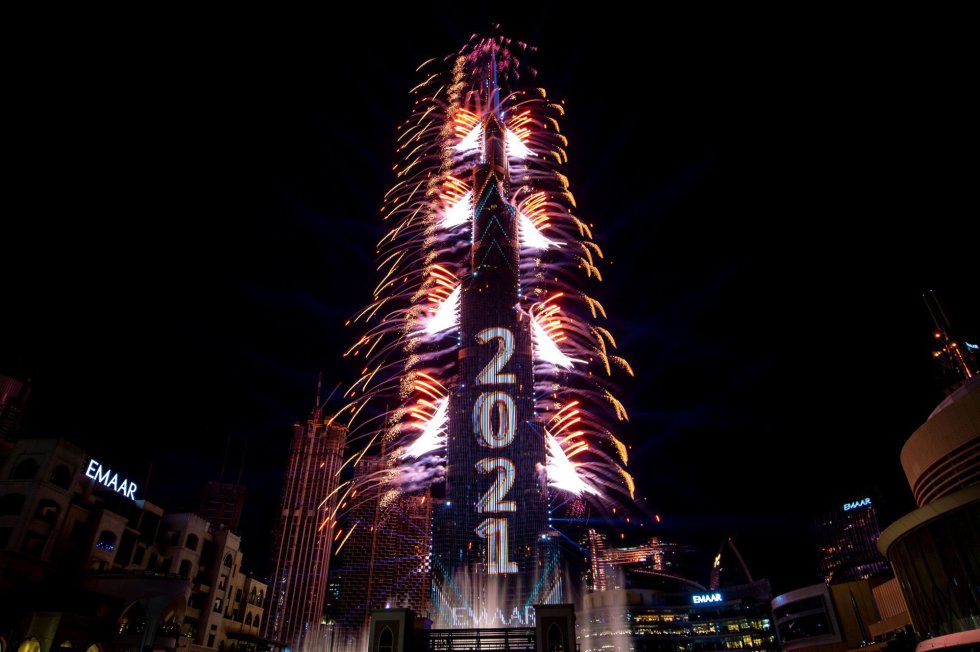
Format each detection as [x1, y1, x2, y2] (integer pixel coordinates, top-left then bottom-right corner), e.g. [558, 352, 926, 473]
[692, 593, 723, 605]
[84, 459, 137, 500]
[843, 497, 871, 511]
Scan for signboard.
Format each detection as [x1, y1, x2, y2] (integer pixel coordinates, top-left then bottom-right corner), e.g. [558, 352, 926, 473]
[843, 497, 871, 511]
[84, 459, 138, 500]
[693, 592, 723, 605]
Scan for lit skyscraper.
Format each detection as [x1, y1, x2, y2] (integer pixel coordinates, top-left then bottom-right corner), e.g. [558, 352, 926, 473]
[340, 35, 633, 634]
[264, 405, 346, 652]
[815, 497, 889, 584]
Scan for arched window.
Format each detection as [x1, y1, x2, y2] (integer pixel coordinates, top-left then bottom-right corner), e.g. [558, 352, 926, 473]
[0, 493, 26, 516]
[256, 591, 264, 606]
[377, 627, 393, 652]
[11, 458, 39, 480]
[178, 559, 192, 579]
[223, 553, 233, 568]
[95, 530, 117, 552]
[49, 464, 73, 489]
[249, 587, 257, 603]
[118, 603, 147, 636]
[34, 499, 60, 524]
[185, 534, 199, 551]
[244, 613, 252, 626]
[253, 615, 259, 628]
[547, 623, 565, 652]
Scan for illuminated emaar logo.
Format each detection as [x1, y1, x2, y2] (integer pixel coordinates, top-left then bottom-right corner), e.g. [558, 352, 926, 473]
[843, 497, 871, 511]
[693, 593, 723, 605]
[84, 459, 137, 500]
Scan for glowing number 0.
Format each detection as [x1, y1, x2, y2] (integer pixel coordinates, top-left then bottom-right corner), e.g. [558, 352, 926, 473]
[476, 517, 517, 574]
[475, 327, 516, 385]
[475, 457, 516, 513]
[473, 390, 516, 448]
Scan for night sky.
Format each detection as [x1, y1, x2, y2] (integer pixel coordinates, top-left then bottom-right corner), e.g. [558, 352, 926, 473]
[3, 9, 977, 594]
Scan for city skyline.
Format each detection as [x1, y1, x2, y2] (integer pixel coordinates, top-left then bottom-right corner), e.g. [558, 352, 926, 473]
[3, 11, 978, 596]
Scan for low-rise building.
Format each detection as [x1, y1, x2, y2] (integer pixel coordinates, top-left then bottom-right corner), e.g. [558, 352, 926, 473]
[0, 438, 266, 652]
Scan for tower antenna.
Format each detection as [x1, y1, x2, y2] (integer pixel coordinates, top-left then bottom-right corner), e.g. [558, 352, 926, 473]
[923, 291, 974, 382]
[313, 370, 323, 419]
[237, 439, 247, 485]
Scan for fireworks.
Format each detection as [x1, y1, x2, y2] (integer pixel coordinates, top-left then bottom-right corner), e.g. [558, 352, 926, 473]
[337, 34, 634, 559]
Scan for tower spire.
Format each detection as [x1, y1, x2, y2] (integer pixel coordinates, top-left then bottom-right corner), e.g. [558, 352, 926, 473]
[490, 46, 501, 119]
[313, 370, 323, 420]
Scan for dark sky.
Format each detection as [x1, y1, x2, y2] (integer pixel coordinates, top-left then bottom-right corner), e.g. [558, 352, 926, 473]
[3, 9, 977, 594]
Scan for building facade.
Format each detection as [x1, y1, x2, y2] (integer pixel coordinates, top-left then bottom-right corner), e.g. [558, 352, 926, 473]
[814, 496, 890, 584]
[579, 580, 776, 652]
[878, 375, 980, 649]
[331, 457, 431, 651]
[0, 373, 30, 439]
[432, 103, 555, 619]
[263, 413, 346, 652]
[0, 437, 267, 652]
[770, 580, 911, 651]
[198, 481, 246, 533]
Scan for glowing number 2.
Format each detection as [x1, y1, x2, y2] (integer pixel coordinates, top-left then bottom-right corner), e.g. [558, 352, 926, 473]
[475, 457, 516, 513]
[476, 517, 518, 574]
[475, 327, 516, 385]
[473, 390, 516, 448]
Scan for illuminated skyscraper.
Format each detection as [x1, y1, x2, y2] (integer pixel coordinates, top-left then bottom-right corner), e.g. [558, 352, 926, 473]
[340, 35, 633, 633]
[430, 63, 557, 620]
[264, 405, 346, 652]
[815, 497, 890, 584]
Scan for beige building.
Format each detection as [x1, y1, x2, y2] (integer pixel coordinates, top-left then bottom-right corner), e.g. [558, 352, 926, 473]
[878, 375, 980, 650]
[0, 437, 267, 652]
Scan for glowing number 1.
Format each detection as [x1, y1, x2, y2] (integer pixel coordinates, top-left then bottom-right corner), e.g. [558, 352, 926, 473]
[476, 517, 518, 574]
[475, 327, 516, 385]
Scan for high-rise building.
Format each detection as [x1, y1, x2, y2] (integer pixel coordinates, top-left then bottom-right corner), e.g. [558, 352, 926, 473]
[580, 580, 777, 652]
[0, 373, 30, 439]
[432, 54, 555, 624]
[343, 35, 633, 636]
[264, 406, 346, 652]
[332, 456, 431, 650]
[815, 496, 890, 584]
[198, 441, 247, 532]
[199, 480, 246, 532]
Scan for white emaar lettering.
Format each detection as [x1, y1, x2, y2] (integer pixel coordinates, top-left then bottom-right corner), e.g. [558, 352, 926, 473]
[84, 459, 138, 500]
[692, 593, 723, 604]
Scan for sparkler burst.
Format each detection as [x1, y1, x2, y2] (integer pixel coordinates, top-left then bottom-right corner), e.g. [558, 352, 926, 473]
[337, 33, 634, 566]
